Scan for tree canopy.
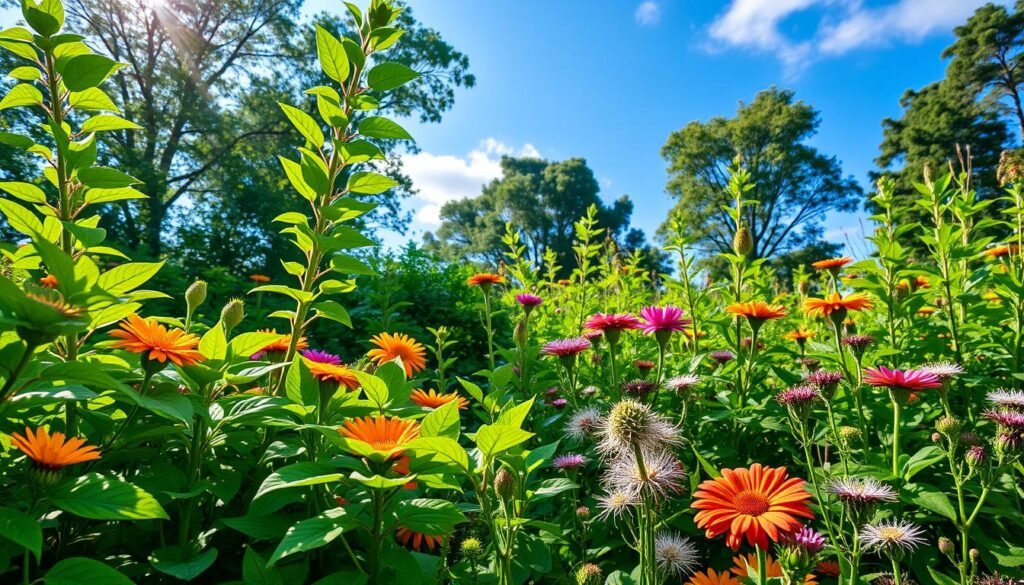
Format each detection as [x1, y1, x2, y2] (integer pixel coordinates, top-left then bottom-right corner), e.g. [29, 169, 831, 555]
[660, 87, 861, 260]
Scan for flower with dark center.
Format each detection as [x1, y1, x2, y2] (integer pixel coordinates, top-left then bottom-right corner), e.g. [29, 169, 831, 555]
[622, 379, 657, 397]
[654, 531, 700, 576]
[565, 407, 602, 442]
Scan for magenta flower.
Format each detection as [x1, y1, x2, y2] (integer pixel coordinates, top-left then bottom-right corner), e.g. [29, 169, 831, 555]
[639, 305, 690, 335]
[515, 293, 543, 307]
[551, 398, 568, 409]
[775, 385, 820, 407]
[710, 350, 735, 364]
[542, 337, 591, 358]
[863, 366, 941, 391]
[553, 453, 588, 470]
[301, 349, 342, 365]
[780, 526, 826, 554]
[582, 329, 603, 341]
[583, 312, 643, 333]
[984, 409, 1024, 429]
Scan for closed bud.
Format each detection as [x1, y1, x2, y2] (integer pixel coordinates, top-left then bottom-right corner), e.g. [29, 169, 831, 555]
[185, 279, 207, 311]
[575, 563, 603, 585]
[494, 467, 516, 501]
[966, 445, 987, 468]
[798, 280, 810, 295]
[514, 319, 527, 346]
[931, 432, 942, 443]
[935, 416, 960, 437]
[460, 536, 484, 561]
[938, 537, 955, 558]
[221, 298, 245, 331]
[733, 224, 753, 257]
[969, 548, 980, 565]
[576, 505, 591, 521]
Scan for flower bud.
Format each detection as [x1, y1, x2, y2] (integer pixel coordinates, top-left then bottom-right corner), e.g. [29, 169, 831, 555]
[514, 319, 527, 346]
[221, 298, 245, 332]
[966, 445, 987, 468]
[494, 467, 516, 501]
[576, 505, 591, 521]
[460, 536, 484, 561]
[969, 548, 980, 565]
[733, 224, 753, 257]
[931, 432, 942, 443]
[185, 279, 207, 312]
[838, 426, 861, 449]
[575, 563, 603, 585]
[938, 536, 955, 558]
[935, 416, 960, 437]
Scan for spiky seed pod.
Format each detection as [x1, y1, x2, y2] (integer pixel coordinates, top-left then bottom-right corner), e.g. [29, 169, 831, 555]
[185, 280, 207, 311]
[460, 537, 484, 561]
[733, 224, 753, 257]
[575, 563, 603, 585]
[935, 416, 960, 437]
[599, 399, 680, 455]
[221, 298, 245, 331]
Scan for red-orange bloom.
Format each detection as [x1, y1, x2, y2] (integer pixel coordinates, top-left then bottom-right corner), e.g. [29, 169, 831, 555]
[726, 301, 787, 321]
[783, 328, 815, 342]
[983, 244, 1018, 258]
[110, 315, 205, 367]
[811, 256, 853, 271]
[692, 463, 813, 550]
[303, 358, 359, 390]
[367, 332, 427, 377]
[803, 292, 873, 318]
[396, 527, 444, 551]
[816, 560, 840, 577]
[249, 274, 271, 283]
[731, 553, 817, 584]
[410, 388, 468, 409]
[39, 274, 58, 288]
[256, 329, 308, 353]
[686, 568, 742, 585]
[466, 273, 505, 287]
[339, 416, 420, 457]
[11, 427, 100, 469]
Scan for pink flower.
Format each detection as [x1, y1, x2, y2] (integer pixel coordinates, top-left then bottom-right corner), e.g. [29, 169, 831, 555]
[301, 349, 342, 365]
[863, 366, 942, 391]
[542, 337, 591, 357]
[515, 293, 543, 307]
[583, 312, 643, 333]
[639, 305, 690, 335]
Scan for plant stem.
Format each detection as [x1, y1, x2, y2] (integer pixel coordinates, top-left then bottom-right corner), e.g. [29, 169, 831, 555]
[891, 395, 902, 479]
[756, 545, 768, 585]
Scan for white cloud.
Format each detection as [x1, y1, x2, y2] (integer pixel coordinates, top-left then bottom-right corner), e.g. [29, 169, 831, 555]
[403, 139, 541, 226]
[635, 1, 662, 26]
[707, 0, 1006, 71]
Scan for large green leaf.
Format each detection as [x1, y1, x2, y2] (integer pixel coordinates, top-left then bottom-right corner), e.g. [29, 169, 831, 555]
[97, 261, 163, 295]
[268, 507, 357, 566]
[357, 116, 412, 140]
[367, 62, 419, 91]
[45, 557, 134, 585]
[0, 181, 46, 203]
[52, 472, 169, 520]
[243, 546, 285, 585]
[315, 24, 349, 84]
[346, 171, 398, 194]
[0, 83, 43, 109]
[0, 506, 42, 559]
[419, 399, 461, 439]
[475, 424, 533, 459]
[254, 462, 345, 501]
[279, 102, 324, 149]
[149, 545, 217, 582]
[61, 54, 120, 92]
[393, 498, 467, 534]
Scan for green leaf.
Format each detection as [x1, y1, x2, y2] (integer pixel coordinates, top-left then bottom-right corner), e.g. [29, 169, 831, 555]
[199, 320, 227, 361]
[358, 116, 412, 140]
[78, 167, 140, 188]
[312, 299, 352, 327]
[243, 547, 285, 585]
[419, 399, 461, 439]
[84, 186, 146, 204]
[22, 0, 64, 36]
[284, 357, 319, 407]
[315, 24, 349, 84]
[369, 27, 404, 51]
[496, 397, 534, 428]
[279, 102, 324, 149]
[0, 83, 43, 110]
[229, 332, 284, 360]
[97, 261, 163, 295]
[255, 462, 345, 502]
[367, 62, 419, 91]
[394, 498, 467, 534]
[0, 198, 43, 236]
[149, 545, 217, 582]
[475, 424, 533, 459]
[45, 557, 134, 585]
[905, 484, 957, 522]
[269, 508, 357, 566]
[354, 370, 388, 408]
[330, 254, 375, 276]
[346, 171, 398, 194]
[409, 437, 469, 473]
[80, 114, 141, 133]
[0, 181, 46, 203]
[340, 140, 384, 163]
[0, 506, 42, 559]
[8, 65, 40, 80]
[278, 156, 317, 201]
[69, 88, 118, 111]
[52, 472, 169, 520]
[61, 54, 120, 92]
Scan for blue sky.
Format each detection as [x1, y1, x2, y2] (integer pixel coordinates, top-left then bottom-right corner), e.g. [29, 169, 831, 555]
[3, 0, 1011, 256]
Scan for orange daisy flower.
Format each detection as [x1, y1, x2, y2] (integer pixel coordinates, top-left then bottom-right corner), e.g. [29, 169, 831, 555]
[256, 329, 308, 354]
[110, 314, 205, 367]
[896, 276, 929, 291]
[339, 415, 420, 458]
[410, 388, 468, 409]
[917, 306, 937, 316]
[396, 527, 444, 551]
[692, 463, 813, 550]
[803, 292, 872, 318]
[816, 560, 840, 577]
[303, 358, 359, 390]
[725, 301, 787, 321]
[983, 244, 1018, 258]
[249, 274, 271, 283]
[11, 427, 100, 469]
[367, 332, 427, 378]
[731, 553, 817, 584]
[811, 256, 853, 271]
[38, 274, 58, 288]
[783, 328, 815, 342]
[466, 273, 505, 287]
[686, 568, 742, 585]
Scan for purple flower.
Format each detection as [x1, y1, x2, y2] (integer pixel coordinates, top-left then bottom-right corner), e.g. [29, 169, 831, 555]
[553, 453, 588, 470]
[515, 293, 543, 307]
[552, 398, 568, 409]
[542, 337, 591, 358]
[805, 370, 842, 388]
[710, 350, 734, 364]
[623, 379, 657, 397]
[775, 385, 820, 407]
[639, 305, 690, 335]
[983, 409, 1024, 429]
[780, 526, 826, 554]
[301, 349, 342, 365]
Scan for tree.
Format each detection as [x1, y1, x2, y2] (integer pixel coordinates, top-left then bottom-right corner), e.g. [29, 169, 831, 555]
[55, 0, 472, 258]
[660, 87, 861, 259]
[426, 156, 656, 273]
[944, 2, 1024, 140]
[875, 81, 1010, 209]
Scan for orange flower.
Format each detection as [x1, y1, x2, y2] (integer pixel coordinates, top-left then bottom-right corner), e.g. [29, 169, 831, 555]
[692, 463, 813, 550]
[466, 273, 505, 287]
[256, 329, 308, 354]
[731, 553, 817, 584]
[811, 256, 853, 271]
[339, 415, 420, 458]
[984, 291, 1002, 303]
[783, 328, 815, 342]
[686, 568, 742, 585]
[110, 314, 205, 367]
[917, 306, 937, 316]
[367, 332, 427, 378]
[726, 301, 787, 321]
[983, 244, 1018, 258]
[303, 358, 359, 390]
[249, 274, 271, 283]
[11, 427, 100, 469]
[816, 560, 840, 577]
[896, 276, 929, 290]
[39, 274, 58, 288]
[396, 527, 444, 551]
[410, 388, 468, 409]
[803, 292, 872, 318]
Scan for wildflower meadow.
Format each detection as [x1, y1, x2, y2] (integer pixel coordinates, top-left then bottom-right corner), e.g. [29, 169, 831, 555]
[1, 1, 1024, 584]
